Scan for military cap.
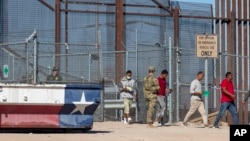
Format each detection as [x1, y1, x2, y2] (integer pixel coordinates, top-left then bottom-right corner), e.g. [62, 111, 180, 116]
[148, 66, 155, 71]
[52, 66, 59, 71]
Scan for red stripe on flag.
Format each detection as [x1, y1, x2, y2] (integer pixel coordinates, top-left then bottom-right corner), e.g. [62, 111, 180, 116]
[0, 104, 62, 128]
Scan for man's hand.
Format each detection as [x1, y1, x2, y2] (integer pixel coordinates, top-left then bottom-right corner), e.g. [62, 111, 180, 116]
[133, 95, 137, 100]
[166, 88, 172, 93]
[230, 94, 235, 100]
[242, 100, 246, 105]
[195, 92, 202, 95]
[222, 87, 235, 100]
[122, 88, 128, 92]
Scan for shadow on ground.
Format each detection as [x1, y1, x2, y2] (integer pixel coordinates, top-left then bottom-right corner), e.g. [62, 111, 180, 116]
[0, 128, 112, 134]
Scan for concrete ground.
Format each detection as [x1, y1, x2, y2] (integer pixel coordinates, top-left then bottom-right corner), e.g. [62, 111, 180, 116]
[0, 121, 229, 141]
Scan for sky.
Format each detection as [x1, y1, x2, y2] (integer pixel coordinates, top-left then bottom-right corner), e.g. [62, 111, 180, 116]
[177, 0, 215, 12]
[178, 0, 215, 6]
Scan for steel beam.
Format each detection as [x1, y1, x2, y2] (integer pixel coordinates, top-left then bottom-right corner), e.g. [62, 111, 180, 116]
[221, 0, 225, 76]
[215, 0, 221, 111]
[65, 0, 69, 80]
[152, 0, 172, 15]
[243, 0, 248, 124]
[115, 0, 124, 83]
[63, 0, 161, 8]
[173, 7, 180, 122]
[38, 0, 54, 11]
[60, 8, 250, 22]
[238, 0, 243, 124]
[55, 0, 61, 67]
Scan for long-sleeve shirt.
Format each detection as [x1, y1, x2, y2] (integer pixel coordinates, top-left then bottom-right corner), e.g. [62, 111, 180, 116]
[190, 79, 202, 101]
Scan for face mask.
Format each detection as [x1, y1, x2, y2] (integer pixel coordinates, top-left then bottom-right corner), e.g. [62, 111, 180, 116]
[126, 76, 131, 80]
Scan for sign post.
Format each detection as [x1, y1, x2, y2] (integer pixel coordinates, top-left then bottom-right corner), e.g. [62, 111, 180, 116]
[3, 65, 9, 78]
[196, 34, 218, 116]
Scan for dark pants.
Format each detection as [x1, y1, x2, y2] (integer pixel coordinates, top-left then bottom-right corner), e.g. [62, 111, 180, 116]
[213, 102, 238, 127]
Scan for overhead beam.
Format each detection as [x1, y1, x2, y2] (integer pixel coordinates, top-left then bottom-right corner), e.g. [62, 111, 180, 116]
[60, 9, 250, 21]
[62, 0, 166, 8]
[152, 0, 172, 15]
[38, 0, 54, 11]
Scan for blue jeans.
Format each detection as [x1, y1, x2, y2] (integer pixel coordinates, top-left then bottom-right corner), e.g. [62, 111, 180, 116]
[213, 102, 239, 127]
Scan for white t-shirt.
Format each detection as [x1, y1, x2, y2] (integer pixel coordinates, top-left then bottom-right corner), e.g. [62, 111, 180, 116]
[190, 79, 202, 100]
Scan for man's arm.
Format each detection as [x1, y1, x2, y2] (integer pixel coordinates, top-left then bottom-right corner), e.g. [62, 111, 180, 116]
[119, 79, 128, 92]
[190, 81, 202, 95]
[222, 87, 235, 99]
[150, 78, 160, 93]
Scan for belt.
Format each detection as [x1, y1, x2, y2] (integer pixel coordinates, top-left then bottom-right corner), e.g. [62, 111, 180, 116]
[191, 94, 201, 97]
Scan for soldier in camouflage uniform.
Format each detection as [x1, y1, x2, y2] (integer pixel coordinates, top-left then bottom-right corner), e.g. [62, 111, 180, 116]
[46, 66, 62, 83]
[143, 66, 160, 128]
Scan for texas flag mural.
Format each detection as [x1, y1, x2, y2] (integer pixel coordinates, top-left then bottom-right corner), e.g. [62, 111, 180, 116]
[0, 84, 101, 129]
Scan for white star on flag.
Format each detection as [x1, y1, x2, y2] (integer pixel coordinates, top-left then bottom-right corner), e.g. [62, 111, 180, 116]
[71, 91, 94, 114]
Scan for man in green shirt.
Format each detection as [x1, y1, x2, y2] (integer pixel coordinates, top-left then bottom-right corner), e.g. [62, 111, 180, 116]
[46, 66, 63, 83]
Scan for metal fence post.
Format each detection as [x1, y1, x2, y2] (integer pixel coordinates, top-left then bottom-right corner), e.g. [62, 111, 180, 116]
[12, 56, 15, 81]
[135, 30, 138, 80]
[168, 36, 173, 123]
[89, 53, 91, 82]
[25, 42, 29, 82]
[176, 42, 180, 122]
[125, 51, 128, 71]
[135, 29, 138, 122]
[204, 58, 208, 116]
[97, 30, 104, 121]
[33, 33, 38, 84]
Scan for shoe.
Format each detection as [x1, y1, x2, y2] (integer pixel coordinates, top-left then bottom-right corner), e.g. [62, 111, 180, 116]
[181, 122, 188, 127]
[128, 117, 132, 123]
[153, 122, 162, 127]
[204, 124, 212, 128]
[124, 120, 128, 124]
[212, 126, 220, 129]
[147, 123, 157, 128]
[123, 118, 128, 124]
[153, 122, 159, 127]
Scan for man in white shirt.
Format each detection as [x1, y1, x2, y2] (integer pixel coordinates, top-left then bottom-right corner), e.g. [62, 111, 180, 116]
[182, 71, 209, 127]
[119, 70, 136, 124]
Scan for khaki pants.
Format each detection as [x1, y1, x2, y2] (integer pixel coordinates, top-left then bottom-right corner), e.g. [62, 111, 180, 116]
[123, 98, 133, 114]
[183, 100, 208, 124]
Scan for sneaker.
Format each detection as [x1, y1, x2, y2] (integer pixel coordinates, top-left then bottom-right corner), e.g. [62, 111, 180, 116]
[123, 120, 128, 124]
[147, 123, 157, 128]
[212, 126, 220, 129]
[153, 122, 158, 127]
[181, 122, 188, 127]
[204, 124, 212, 128]
[123, 118, 128, 124]
[128, 117, 132, 123]
[157, 122, 162, 127]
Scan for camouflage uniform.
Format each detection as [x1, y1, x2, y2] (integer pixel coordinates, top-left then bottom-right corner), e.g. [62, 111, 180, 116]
[46, 66, 63, 83]
[46, 74, 62, 82]
[143, 66, 160, 124]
